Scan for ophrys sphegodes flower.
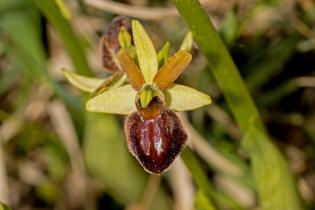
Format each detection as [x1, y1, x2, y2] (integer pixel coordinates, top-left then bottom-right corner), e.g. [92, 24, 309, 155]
[62, 17, 211, 174]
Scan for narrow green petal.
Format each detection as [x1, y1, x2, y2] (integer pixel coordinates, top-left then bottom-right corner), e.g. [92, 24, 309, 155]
[180, 31, 194, 52]
[86, 85, 137, 115]
[157, 41, 170, 68]
[132, 20, 158, 84]
[118, 27, 132, 49]
[62, 68, 105, 92]
[164, 84, 211, 111]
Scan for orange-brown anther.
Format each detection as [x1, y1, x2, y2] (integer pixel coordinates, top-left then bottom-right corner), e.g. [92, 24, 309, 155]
[153, 50, 192, 90]
[117, 49, 145, 91]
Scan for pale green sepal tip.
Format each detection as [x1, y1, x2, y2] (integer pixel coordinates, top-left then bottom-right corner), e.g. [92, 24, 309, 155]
[132, 19, 158, 85]
[180, 31, 194, 53]
[139, 88, 153, 108]
[86, 85, 137, 115]
[164, 84, 211, 112]
[61, 68, 105, 93]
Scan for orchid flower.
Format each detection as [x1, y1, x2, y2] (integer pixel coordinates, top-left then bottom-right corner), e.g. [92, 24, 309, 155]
[62, 17, 211, 174]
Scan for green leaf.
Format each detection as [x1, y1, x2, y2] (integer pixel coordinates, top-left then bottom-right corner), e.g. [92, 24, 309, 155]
[180, 31, 194, 52]
[132, 20, 158, 84]
[1, 7, 82, 112]
[172, 1, 303, 209]
[62, 68, 105, 92]
[242, 123, 303, 210]
[172, 0, 263, 132]
[157, 41, 170, 68]
[194, 190, 216, 210]
[86, 85, 137, 115]
[34, 0, 92, 76]
[164, 84, 211, 111]
[83, 113, 172, 210]
[54, 0, 71, 20]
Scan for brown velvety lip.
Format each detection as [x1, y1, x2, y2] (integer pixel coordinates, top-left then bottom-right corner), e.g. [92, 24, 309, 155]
[125, 110, 187, 174]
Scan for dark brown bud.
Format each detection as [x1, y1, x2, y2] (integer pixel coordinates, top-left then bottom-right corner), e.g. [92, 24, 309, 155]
[101, 36, 121, 73]
[101, 16, 132, 73]
[106, 16, 132, 53]
[125, 110, 187, 174]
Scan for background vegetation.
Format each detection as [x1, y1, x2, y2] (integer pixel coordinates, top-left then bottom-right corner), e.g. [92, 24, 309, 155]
[0, 0, 315, 209]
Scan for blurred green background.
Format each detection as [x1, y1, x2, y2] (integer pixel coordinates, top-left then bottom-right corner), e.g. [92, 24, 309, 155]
[0, 0, 315, 209]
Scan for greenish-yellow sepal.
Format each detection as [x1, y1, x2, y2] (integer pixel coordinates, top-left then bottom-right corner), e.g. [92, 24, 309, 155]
[164, 84, 211, 111]
[86, 85, 137, 115]
[62, 68, 105, 93]
[132, 20, 158, 84]
[94, 72, 127, 94]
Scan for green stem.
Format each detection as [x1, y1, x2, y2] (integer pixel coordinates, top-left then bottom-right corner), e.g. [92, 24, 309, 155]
[172, 0, 303, 209]
[181, 148, 213, 198]
[173, 0, 263, 133]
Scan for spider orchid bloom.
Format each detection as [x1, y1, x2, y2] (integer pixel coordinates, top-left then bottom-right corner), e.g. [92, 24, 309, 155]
[62, 19, 211, 174]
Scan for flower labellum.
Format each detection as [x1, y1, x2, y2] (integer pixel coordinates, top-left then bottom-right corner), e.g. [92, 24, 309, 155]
[62, 17, 211, 174]
[125, 109, 187, 174]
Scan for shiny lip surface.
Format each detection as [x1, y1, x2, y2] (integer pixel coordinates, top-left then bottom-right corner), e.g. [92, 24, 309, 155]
[125, 109, 187, 174]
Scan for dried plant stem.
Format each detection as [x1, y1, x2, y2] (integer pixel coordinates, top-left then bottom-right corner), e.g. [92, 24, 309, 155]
[178, 112, 244, 176]
[295, 76, 315, 87]
[171, 158, 195, 210]
[84, 0, 178, 20]
[48, 100, 88, 208]
[206, 105, 241, 139]
[139, 175, 161, 210]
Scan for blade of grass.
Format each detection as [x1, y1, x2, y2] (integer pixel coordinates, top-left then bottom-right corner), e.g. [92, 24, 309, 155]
[242, 121, 303, 210]
[172, 0, 303, 209]
[33, 0, 92, 76]
[181, 148, 215, 208]
[1, 12, 82, 112]
[172, 0, 263, 132]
